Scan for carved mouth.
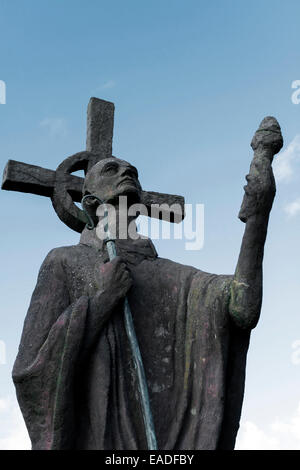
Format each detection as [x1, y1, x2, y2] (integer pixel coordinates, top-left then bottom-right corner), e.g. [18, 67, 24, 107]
[117, 178, 137, 188]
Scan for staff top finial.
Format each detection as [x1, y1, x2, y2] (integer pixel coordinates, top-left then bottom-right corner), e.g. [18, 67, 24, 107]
[251, 116, 283, 156]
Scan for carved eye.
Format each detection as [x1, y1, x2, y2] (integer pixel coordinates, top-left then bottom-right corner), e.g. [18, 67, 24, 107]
[100, 163, 119, 176]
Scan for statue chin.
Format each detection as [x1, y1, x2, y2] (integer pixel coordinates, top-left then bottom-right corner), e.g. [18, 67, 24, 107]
[109, 186, 142, 206]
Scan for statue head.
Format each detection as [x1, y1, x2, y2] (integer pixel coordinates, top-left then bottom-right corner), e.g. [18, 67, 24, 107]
[83, 157, 142, 206]
[82, 157, 143, 235]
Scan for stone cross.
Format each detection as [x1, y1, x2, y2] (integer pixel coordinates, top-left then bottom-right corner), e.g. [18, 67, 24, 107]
[2, 98, 185, 232]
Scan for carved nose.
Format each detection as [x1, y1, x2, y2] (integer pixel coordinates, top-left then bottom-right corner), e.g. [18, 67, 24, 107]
[120, 168, 133, 178]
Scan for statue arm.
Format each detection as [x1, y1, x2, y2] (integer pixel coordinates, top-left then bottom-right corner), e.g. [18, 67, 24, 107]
[78, 256, 132, 362]
[229, 212, 270, 330]
[12, 248, 122, 449]
[13, 249, 116, 376]
[13, 249, 128, 378]
[13, 248, 76, 377]
[229, 117, 283, 330]
[12, 249, 89, 449]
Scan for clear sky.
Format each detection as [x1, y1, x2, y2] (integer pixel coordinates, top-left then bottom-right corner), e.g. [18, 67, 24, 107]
[0, 0, 300, 449]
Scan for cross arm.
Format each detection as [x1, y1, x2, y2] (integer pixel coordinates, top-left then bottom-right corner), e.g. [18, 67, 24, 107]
[1, 159, 83, 201]
[2, 159, 185, 223]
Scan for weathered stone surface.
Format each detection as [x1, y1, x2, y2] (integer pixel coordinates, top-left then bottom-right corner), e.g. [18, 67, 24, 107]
[86, 97, 114, 157]
[2, 159, 56, 197]
[2, 99, 185, 231]
[12, 231, 247, 450]
[2, 159, 185, 232]
[239, 116, 283, 223]
[1, 159, 82, 200]
[2, 98, 284, 450]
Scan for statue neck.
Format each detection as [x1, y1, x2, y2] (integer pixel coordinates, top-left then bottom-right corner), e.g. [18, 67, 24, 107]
[80, 209, 140, 252]
[79, 223, 158, 262]
[96, 206, 139, 240]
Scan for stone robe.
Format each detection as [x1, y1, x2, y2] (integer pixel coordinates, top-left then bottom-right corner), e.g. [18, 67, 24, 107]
[12, 229, 250, 450]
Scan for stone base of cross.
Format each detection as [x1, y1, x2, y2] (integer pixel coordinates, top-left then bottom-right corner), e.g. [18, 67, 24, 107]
[2, 98, 185, 232]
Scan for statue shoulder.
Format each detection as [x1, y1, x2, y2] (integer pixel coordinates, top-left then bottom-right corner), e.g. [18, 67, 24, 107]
[40, 244, 87, 272]
[191, 270, 234, 300]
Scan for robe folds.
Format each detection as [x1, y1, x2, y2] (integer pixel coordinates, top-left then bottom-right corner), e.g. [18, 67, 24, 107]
[13, 229, 250, 450]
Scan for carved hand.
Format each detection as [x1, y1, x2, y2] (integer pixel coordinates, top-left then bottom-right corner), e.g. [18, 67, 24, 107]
[239, 116, 283, 222]
[90, 256, 133, 314]
[79, 257, 132, 356]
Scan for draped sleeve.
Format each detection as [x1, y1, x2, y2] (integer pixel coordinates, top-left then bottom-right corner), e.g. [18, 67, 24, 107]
[12, 249, 89, 450]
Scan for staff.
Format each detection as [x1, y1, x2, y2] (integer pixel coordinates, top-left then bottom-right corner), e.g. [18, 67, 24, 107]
[82, 194, 157, 450]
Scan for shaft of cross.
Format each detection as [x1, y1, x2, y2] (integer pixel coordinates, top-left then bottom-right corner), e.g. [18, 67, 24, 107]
[81, 194, 158, 450]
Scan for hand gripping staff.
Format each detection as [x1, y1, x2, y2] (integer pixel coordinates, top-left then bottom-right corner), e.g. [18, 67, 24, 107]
[81, 194, 157, 450]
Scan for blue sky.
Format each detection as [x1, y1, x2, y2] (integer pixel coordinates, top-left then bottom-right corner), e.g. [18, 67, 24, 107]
[1, 0, 300, 449]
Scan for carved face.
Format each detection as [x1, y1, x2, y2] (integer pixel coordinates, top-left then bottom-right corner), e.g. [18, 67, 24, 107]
[83, 157, 142, 205]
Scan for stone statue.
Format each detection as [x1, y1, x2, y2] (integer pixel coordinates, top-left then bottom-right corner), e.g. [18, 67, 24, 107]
[1, 98, 283, 450]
